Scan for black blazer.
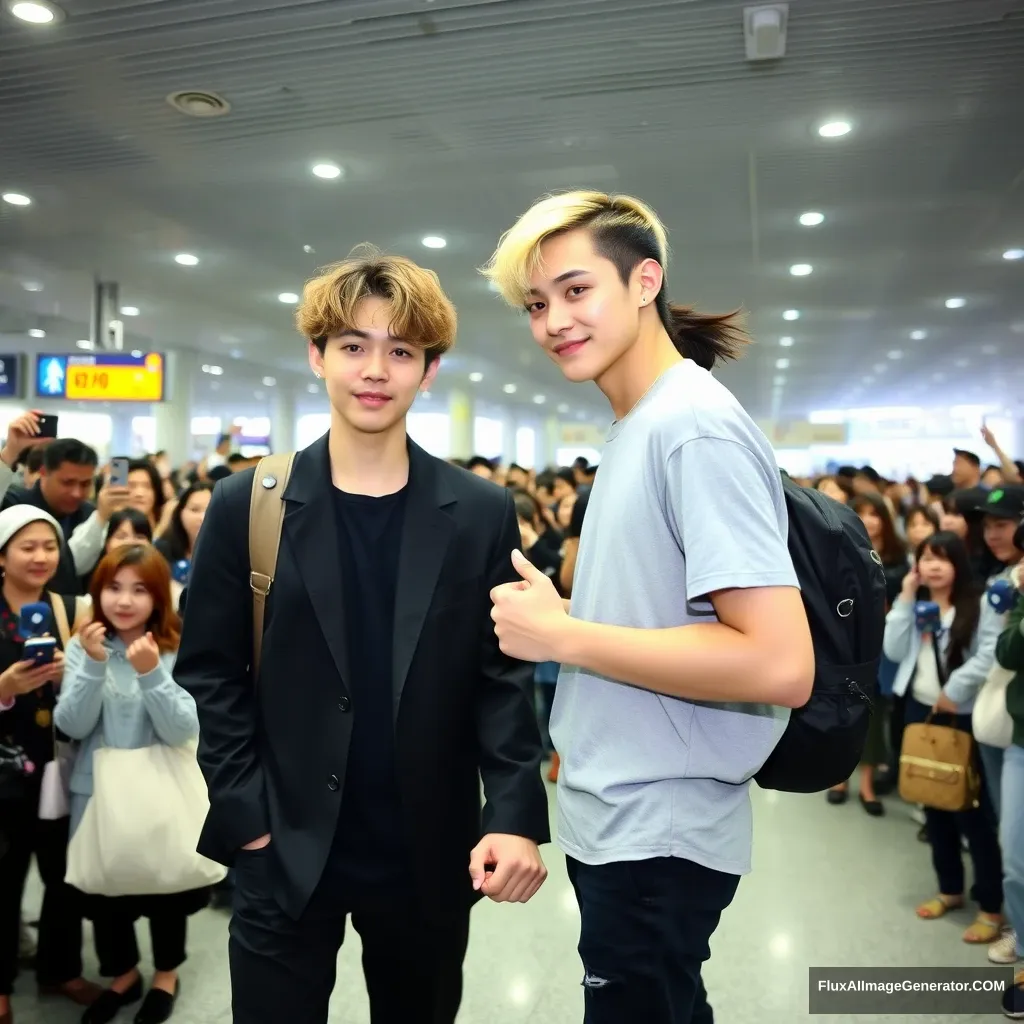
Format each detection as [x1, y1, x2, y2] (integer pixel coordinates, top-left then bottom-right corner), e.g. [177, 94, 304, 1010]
[175, 435, 549, 920]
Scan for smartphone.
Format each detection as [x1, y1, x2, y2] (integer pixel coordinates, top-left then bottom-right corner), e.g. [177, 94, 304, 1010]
[18, 602, 52, 638]
[23, 636, 56, 665]
[37, 413, 58, 439]
[109, 456, 130, 488]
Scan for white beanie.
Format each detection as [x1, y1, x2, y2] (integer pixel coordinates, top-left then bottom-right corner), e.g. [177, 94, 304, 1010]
[0, 505, 63, 552]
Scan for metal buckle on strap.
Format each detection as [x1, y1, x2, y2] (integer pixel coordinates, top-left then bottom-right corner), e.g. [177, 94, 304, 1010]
[250, 572, 273, 597]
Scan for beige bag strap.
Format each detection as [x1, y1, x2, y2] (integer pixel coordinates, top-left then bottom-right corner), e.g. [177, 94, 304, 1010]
[49, 592, 71, 649]
[248, 453, 296, 677]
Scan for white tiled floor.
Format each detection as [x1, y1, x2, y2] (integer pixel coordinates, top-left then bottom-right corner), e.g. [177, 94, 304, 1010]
[14, 777, 1009, 1023]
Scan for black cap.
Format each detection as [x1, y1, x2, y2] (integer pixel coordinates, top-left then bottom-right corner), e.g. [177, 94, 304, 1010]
[974, 484, 1024, 521]
[925, 473, 955, 497]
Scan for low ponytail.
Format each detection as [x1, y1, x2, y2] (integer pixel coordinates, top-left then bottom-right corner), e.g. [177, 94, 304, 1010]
[660, 298, 749, 370]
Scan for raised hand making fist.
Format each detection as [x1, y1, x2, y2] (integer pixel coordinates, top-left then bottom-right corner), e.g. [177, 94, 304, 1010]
[79, 622, 108, 662]
[126, 632, 161, 676]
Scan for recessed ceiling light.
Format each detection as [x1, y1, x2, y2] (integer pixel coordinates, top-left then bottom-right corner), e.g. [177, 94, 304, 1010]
[201, 364, 223, 376]
[76, 339, 93, 350]
[789, 263, 813, 276]
[782, 309, 800, 321]
[502, 383, 517, 394]
[307, 382, 319, 394]
[7, 1, 64, 24]
[1003, 248, 1024, 261]
[779, 336, 794, 347]
[166, 90, 231, 118]
[262, 376, 277, 387]
[818, 120, 852, 138]
[120, 305, 139, 317]
[277, 292, 298, 304]
[773, 375, 786, 386]
[131, 349, 142, 358]
[954, 357, 969, 368]
[887, 349, 903, 359]
[27, 328, 45, 338]
[2, 191, 32, 206]
[174, 253, 199, 266]
[910, 329, 927, 340]
[421, 391, 432, 400]
[22, 280, 43, 292]
[944, 296, 965, 309]
[303, 245, 315, 254]
[798, 211, 824, 227]
[422, 235, 447, 249]
[557, 403, 570, 414]
[468, 371, 483, 382]
[873, 362, 887, 373]
[311, 163, 342, 179]
[533, 394, 546, 404]
[230, 349, 243, 359]
[775, 358, 790, 369]
[981, 343, 999, 355]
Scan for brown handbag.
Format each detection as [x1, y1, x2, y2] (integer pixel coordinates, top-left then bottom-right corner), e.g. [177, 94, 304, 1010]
[898, 637, 981, 812]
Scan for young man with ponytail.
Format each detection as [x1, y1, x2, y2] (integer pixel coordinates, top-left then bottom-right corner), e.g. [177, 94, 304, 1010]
[484, 191, 813, 1024]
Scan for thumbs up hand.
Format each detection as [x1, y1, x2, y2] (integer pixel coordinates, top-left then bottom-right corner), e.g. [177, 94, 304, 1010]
[490, 549, 570, 663]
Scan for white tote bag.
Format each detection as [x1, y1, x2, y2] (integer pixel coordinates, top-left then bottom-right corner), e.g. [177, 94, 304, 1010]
[972, 664, 1015, 750]
[66, 739, 226, 896]
[38, 738, 73, 821]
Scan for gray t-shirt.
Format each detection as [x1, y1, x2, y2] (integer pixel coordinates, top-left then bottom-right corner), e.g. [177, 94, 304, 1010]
[549, 359, 798, 876]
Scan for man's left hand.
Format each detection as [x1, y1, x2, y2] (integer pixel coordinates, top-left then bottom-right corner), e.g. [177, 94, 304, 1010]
[468, 833, 547, 903]
[490, 549, 571, 663]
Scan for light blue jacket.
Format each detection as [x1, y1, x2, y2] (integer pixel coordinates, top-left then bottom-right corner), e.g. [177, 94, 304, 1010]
[882, 594, 1002, 711]
[54, 636, 197, 836]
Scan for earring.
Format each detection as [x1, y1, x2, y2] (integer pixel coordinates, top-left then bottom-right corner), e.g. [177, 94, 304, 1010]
[641, 294, 647, 305]
[314, 372, 322, 380]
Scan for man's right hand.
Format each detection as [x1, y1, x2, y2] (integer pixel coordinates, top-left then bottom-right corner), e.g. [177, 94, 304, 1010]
[96, 479, 131, 523]
[1, 411, 46, 468]
[242, 833, 271, 851]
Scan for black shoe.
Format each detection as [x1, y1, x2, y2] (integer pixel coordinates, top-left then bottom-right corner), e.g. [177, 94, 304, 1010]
[82, 979, 143, 1024]
[826, 788, 848, 805]
[1002, 973, 1024, 1018]
[134, 983, 178, 1024]
[859, 794, 885, 817]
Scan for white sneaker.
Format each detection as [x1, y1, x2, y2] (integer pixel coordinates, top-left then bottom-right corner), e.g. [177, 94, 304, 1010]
[989, 931, 1020, 964]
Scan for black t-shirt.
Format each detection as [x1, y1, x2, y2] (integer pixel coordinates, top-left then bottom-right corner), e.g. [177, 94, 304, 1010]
[326, 485, 408, 893]
[566, 488, 590, 540]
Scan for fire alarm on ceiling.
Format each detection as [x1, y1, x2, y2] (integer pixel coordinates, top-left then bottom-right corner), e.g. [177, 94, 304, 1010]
[744, 3, 789, 61]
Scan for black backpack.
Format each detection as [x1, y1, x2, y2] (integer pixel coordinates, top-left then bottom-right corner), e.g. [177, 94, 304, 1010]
[754, 476, 887, 793]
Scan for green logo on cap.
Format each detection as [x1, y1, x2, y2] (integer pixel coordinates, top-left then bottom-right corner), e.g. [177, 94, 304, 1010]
[989, 489, 1004, 503]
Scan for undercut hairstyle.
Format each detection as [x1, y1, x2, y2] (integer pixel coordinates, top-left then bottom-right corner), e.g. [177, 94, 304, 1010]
[481, 191, 748, 370]
[43, 438, 98, 472]
[296, 246, 457, 364]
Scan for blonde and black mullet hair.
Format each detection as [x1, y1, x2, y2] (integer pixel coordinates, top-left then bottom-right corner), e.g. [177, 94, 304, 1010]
[296, 245, 457, 364]
[481, 191, 747, 370]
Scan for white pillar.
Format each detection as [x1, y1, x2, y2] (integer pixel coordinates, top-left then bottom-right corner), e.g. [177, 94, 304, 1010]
[152, 350, 194, 465]
[502, 412, 518, 466]
[272, 390, 296, 453]
[449, 389, 473, 460]
[541, 415, 562, 468]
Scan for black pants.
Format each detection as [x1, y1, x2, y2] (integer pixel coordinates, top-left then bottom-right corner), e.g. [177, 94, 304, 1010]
[90, 897, 188, 978]
[0, 796, 83, 996]
[228, 848, 471, 1024]
[903, 698, 1004, 913]
[566, 856, 739, 1024]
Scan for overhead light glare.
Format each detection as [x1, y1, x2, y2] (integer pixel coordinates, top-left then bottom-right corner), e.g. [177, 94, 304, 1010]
[120, 305, 139, 317]
[468, 372, 483, 382]
[22, 281, 43, 292]
[775, 358, 790, 369]
[557, 403, 570, 414]
[887, 350, 903, 360]
[789, 263, 813, 276]
[201, 364, 224, 376]
[2, 191, 32, 206]
[8, 2, 63, 24]
[277, 292, 299, 304]
[502, 383, 517, 394]
[28, 328, 45, 338]
[533, 394, 546, 404]
[75, 339, 93, 350]
[1003, 248, 1024, 261]
[311, 163, 342, 179]
[782, 309, 800, 321]
[262, 376, 277, 387]
[944, 296, 965, 309]
[773, 375, 786, 386]
[910, 329, 927, 340]
[779, 336, 794, 347]
[422, 235, 447, 249]
[818, 120, 852, 138]
[798, 211, 824, 227]
[174, 253, 199, 266]
[307, 382, 319, 394]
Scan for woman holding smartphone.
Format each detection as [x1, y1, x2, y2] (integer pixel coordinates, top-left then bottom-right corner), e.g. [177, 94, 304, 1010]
[0, 506, 100, 1024]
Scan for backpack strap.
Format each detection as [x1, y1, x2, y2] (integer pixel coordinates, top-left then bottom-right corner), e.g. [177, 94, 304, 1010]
[249, 453, 296, 678]
[48, 592, 73, 649]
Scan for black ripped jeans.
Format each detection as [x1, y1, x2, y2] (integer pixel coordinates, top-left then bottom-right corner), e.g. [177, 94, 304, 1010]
[566, 856, 739, 1024]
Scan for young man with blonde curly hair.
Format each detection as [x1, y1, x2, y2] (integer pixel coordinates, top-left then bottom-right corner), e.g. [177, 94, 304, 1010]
[176, 249, 549, 1024]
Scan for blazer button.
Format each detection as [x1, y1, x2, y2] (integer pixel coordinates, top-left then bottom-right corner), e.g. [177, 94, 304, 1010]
[338, 697, 351, 712]
[328, 774, 340, 791]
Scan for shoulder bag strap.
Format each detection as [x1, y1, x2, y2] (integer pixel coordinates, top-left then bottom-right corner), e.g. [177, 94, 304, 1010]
[248, 453, 296, 679]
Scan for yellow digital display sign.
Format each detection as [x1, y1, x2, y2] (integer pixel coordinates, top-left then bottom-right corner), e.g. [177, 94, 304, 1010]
[36, 352, 165, 402]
